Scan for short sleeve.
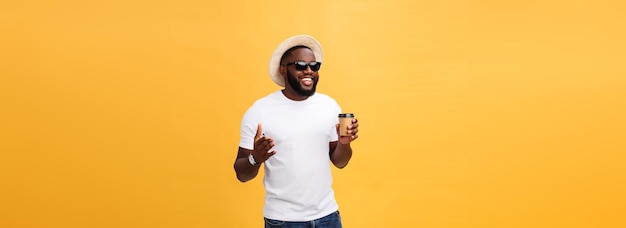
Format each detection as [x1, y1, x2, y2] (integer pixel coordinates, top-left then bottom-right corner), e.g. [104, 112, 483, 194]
[239, 106, 260, 150]
[329, 99, 341, 142]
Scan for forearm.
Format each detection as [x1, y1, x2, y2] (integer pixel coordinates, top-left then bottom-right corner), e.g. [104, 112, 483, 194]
[331, 142, 352, 168]
[234, 156, 260, 182]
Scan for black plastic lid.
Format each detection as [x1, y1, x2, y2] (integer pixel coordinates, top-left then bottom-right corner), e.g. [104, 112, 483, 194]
[338, 113, 354, 118]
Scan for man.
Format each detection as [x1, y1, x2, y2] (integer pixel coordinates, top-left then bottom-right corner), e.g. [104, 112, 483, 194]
[233, 35, 359, 228]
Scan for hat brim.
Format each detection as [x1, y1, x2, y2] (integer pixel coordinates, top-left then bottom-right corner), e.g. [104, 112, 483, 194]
[269, 35, 323, 87]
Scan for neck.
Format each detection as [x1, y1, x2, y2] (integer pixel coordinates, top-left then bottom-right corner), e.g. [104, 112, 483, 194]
[281, 89, 309, 101]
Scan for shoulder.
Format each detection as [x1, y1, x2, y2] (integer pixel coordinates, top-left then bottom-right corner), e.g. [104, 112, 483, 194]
[311, 92, 339, 106]
[310, 93, 341, 115]
[249, 91, 283, 107]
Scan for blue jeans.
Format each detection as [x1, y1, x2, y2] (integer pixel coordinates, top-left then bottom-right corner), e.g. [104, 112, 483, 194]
[264, 211, 342, 228]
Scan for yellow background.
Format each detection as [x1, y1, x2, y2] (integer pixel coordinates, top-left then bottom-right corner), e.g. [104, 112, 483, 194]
[1, 0, 625, 227]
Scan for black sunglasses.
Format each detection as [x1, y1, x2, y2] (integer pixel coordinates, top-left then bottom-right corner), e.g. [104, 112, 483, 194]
[285, 61, 322, 72]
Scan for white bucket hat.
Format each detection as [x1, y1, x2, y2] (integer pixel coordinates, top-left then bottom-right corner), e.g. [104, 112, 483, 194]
[268, 35, 323, 87]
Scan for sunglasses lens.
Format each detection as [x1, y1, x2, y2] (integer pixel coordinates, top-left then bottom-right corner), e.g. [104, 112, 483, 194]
[291, 61, 321, 71]
[310, 62, 321, 72]
[294, 62, 308, 71]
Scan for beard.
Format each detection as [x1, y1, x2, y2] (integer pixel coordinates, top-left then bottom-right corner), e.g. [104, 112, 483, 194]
[286, 70, 318, 97]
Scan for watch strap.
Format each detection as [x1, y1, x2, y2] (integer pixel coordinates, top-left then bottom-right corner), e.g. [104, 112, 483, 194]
[248, 153, 258, 166]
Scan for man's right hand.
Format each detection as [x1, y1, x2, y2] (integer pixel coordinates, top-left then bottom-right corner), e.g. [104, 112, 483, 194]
[252, 123, 276, 164]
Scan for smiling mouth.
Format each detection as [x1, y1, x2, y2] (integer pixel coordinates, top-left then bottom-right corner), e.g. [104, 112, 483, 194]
[301, 77, 313, 86]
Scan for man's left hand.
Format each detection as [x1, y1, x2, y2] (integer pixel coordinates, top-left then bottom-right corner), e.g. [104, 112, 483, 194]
[336, 118, 359, 144]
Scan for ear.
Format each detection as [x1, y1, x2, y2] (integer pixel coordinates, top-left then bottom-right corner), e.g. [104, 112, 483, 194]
[279, 65, 287, 77]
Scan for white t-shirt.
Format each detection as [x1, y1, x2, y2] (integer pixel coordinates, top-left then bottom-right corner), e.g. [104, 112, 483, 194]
[239, 91, 341, 221]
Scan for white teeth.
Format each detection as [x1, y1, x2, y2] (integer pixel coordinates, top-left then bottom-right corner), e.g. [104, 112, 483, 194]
[302, 78, 313, 86]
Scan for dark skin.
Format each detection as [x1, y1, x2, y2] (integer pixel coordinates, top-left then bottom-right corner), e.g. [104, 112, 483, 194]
[234, 47, 359, 182]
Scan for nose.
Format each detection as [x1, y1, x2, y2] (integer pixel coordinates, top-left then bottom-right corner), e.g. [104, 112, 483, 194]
[303, 65, 314, 74]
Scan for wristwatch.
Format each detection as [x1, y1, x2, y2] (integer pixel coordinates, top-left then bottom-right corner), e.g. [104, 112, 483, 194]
[248, 153, 258, 166]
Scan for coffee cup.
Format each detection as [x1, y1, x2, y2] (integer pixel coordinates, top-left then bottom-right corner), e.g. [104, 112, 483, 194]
[338, 113, 355, 136]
